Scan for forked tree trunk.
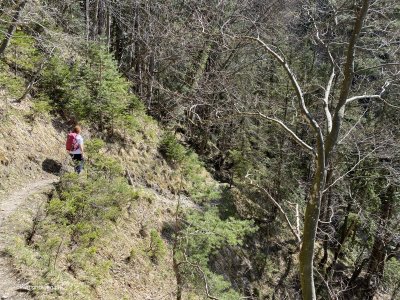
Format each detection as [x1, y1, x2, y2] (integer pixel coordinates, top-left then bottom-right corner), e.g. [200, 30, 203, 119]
[298, 1, 370, 299]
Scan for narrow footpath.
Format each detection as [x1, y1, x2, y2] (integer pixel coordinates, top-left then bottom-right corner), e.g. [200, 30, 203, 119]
[0, 178, 57, 300]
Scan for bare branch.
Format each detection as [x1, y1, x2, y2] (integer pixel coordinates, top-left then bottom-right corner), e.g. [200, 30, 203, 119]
[322, 146, 381, 193]
[380, 98, 400, 109]
[238, 108, 314, 153]
[338, 108, 369, 144]
[307, 7, 337, 133]
[325, 0, 371, 156]
[346, 94, 382, 104]
[323, 68, 335, 133]
[356, 63, 400, 73]
[194, 264, 220, 300]
[346, 82, 399, 108]
[238, 35, 324, 143]
[183, 254, 220, 300]
[245, 174, 301, 244]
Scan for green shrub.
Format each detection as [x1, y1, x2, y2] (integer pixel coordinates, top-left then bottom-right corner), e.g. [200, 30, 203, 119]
[40, 45, 140, 133]
[41, 55, 73, 108]
[31, 94, 52, 118]
[148, 229, 166, 263]
[6, 31, 41, 71]
[119, 114, 140, 135]
[128, 248, 140, 263]
[228, 149, 253, 180]
[183, 151, 221, 202]
[12, 150, 140, 296]
[159, 132, 221, 202]
[88, 154, 123, 179]
[83, 46, 131, 130]
[383, 257, 400, 297]
[175, 208, 257, 299]
[0, 63, 25, 98]
[159, 132, 187, 165]
[85, 138, 105, 155]
[84, 138, 123, 178]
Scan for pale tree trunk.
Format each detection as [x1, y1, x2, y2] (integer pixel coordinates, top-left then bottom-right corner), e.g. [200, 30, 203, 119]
[299, 146, 326, 300]
[299, 1, 370, 299]
[106, 6, 111, 50]
[85, 0, 90, 42]
[0, 0, 27, 57]
[240, 0, 370, 298]
[147, 53, 155, 109]
[319, 168, 333, 267]
[91, 0, 99, 40]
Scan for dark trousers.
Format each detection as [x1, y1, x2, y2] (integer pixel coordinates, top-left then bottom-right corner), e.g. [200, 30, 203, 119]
[70, 154, 84, 174]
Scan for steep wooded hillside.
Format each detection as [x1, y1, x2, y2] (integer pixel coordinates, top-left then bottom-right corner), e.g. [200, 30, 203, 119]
[0, 1, 399, 300]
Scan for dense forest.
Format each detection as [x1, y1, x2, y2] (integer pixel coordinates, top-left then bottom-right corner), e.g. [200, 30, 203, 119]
[0, 0, 399, 299]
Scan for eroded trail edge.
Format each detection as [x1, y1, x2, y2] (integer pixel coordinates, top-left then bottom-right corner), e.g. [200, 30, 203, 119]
[0, 178, 58, 299]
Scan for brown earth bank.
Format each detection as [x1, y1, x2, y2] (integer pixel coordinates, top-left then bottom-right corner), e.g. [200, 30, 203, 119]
[0, 99, 203, 299]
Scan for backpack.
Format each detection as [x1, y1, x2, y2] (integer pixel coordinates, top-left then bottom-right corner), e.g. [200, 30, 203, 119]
[66, 132, 79, 151]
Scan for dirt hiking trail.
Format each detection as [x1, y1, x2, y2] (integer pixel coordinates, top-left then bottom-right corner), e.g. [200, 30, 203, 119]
[0, 178, 58, 300]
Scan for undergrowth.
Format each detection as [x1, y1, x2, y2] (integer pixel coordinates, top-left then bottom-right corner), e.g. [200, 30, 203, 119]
[160, 132, 221, 203]
[6, 139, 147, 299]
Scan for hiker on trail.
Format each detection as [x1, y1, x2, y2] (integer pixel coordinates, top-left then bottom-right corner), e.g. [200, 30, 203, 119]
[66, 125, 84, 174]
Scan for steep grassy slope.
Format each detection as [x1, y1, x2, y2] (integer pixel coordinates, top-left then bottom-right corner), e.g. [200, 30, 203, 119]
[0, 101, 65, 193]
[0, 52, 247, 300]
[0, 98, 211, 300]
